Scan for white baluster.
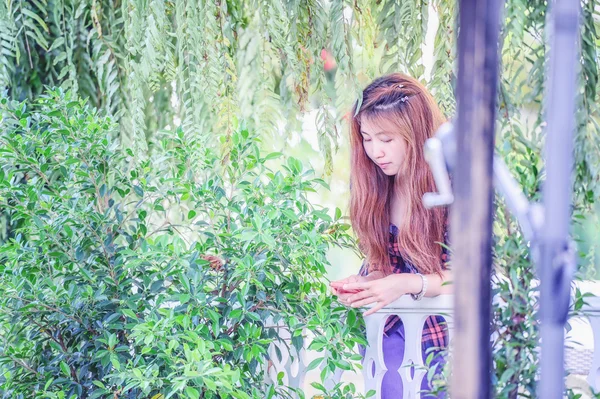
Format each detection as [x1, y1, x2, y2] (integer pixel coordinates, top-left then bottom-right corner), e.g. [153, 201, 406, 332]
[363, 313, 390, 399]
[321, 351, 345, 391]
[267, 338, 291, 386]
[265, 318, 309, 398]
[364, 295, 453, 398]
[399, 313, 427, 399]
[288, 339, 308, 391]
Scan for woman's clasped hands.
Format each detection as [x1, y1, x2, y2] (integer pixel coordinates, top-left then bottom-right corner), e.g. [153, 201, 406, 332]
[329, 272, 416, 316]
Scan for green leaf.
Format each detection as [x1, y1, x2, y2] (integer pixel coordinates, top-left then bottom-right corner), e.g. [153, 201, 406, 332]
[22, 8, 50, 32]
[306, 357, 324, 372]
[133, 185, 143, 196]
[121, 309, 138, 320]
[184, 387, 200, 399]
[44, 377, 55, 390]
[110, 356, 121, 371]
[310, 382, 327, 392]
[335, 207, 342, 220]
[264, 152, 283, 160]
[59, 361, 70, 377]
[49, 37, 65, 51]
[312, 178, 330, 190]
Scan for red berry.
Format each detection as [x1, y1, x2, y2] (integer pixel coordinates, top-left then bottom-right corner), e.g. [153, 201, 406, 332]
[324, 58, 336, 71]
[320, 49, 328, 61]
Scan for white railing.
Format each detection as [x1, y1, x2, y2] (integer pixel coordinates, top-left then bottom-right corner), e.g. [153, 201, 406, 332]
[361, 295, 453, 399]
[268, 290, 600, 398]
[266, 295, 453, 399]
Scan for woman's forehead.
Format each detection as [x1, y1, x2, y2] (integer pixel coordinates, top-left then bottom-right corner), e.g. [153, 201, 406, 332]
[360, 114, 404, 134]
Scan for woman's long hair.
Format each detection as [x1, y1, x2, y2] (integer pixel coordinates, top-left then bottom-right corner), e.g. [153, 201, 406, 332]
[349, 73, 447, 275]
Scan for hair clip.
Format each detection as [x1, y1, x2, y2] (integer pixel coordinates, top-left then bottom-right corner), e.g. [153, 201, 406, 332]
[373, 95, 410, 110]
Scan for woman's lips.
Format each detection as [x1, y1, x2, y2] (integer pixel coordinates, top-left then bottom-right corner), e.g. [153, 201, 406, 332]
[378, 162, 391, 169]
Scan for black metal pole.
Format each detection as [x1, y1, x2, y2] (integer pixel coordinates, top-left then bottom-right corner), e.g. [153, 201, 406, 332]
[451, 0, 502, 397]
[538, 0, 580, 397]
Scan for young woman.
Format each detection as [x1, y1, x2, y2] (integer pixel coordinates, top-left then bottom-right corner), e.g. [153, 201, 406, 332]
[330, 73, 452, 397]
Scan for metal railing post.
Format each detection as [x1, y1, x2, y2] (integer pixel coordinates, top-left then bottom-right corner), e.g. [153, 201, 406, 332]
[539, 0, 580, 397]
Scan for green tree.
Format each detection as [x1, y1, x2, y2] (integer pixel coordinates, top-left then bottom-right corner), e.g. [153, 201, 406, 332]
[0, 90, 367, 398]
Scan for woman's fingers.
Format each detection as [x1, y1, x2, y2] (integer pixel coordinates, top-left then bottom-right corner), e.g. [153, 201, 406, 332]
[330, 282, 362, 294]
[340, 288, 362, 294]
[331, 275, 360, 287]
[333, 291, 353, 305]
[348, 289, 372, 304]
[350, 296, 378, 308]
[336, 274, 402, 316]
[337, 293, 352, 305]
[329, 281, 346, 288]
[343, 281, 370, 292]
[330, 275, 369, 299]
[347, 290, 387, 313]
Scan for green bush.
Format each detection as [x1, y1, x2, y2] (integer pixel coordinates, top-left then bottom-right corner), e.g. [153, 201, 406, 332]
[0, 90, 367, 399]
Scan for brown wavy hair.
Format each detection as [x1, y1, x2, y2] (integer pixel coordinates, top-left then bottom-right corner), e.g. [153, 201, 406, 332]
[349, 73, 447, 275]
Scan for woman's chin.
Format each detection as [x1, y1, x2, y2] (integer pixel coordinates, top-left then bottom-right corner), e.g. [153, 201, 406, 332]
[381, 169, 399, 176]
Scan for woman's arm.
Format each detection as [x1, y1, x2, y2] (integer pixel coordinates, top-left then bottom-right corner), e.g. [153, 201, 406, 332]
[329, 270, 386, 306]
[342, 269, 453, 316]
[329, 260, 386, 295]
[398, 269, 453, 297]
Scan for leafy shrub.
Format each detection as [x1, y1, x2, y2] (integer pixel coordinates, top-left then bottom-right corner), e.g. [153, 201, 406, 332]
[0, 90, 367, 399]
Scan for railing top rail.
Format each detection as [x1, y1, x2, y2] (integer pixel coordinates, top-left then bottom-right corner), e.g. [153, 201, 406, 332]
[582, 296, 600, 314]
[370, 294, 454, 315]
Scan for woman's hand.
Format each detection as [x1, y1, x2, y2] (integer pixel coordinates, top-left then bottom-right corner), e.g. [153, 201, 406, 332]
[330, 275, 366, 293]
[329, 272, 386, 306]
[330, 275, 368, 306]
[343, 273, 420, 316]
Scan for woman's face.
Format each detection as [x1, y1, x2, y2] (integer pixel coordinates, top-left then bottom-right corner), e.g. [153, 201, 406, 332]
[360, 116, 408, 176]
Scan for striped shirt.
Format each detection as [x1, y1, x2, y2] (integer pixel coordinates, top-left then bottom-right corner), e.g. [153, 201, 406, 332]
[358, 223, 450, 350]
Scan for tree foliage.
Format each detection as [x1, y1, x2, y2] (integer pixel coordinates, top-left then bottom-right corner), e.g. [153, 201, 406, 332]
[1, 0, 599, 192]
[0, 90, 367, 398]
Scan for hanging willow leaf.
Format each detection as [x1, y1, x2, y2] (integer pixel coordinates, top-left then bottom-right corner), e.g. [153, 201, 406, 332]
[0, 0, 598, 191]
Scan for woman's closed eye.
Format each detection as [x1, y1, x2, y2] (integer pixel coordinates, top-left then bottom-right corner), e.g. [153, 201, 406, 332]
[362, 136, 392, 143]
[377, 135, 393, 143]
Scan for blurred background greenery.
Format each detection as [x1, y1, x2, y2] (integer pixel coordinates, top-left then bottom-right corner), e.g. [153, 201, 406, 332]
[1, 1, 598, 281]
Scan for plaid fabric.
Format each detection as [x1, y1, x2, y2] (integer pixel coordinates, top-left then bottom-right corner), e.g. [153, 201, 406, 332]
[358, 223, 450, 350]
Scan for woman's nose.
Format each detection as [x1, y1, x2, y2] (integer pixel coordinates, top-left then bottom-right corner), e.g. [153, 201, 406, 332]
[372, 142, 385, 158]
